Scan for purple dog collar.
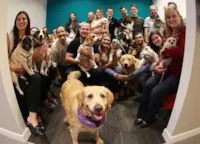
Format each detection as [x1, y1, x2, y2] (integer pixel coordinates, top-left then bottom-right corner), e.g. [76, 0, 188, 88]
[78, 108, 105, 128]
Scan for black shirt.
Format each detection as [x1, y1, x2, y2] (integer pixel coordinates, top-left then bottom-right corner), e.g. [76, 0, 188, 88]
[131, 16, 144, 37]
[108, 17, 119, 39]
[66, 37, 99, 58]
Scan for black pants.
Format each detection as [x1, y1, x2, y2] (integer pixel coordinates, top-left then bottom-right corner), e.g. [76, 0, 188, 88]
[64, 65, 121, 93]
[40, 66, 56, 101]
[15, 73, 41, 121]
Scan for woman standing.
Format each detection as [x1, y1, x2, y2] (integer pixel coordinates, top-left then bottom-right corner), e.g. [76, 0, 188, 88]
[65, 12, 80, 40]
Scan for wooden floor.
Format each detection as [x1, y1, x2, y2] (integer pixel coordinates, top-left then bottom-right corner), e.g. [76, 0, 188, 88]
[28, 86, 167, 144]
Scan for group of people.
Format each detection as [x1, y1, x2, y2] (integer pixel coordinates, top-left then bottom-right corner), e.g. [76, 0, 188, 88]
[7, 1, 185, 136]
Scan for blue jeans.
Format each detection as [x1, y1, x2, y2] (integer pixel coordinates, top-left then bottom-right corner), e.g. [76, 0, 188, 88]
[137, 74, 180, 123]
[127, 64, 151, 80]
[105, 66, 124, 77]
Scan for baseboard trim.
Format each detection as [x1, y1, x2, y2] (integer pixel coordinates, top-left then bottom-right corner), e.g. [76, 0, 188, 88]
[0, 127, 31, 142]
[163, 127, 200, 143]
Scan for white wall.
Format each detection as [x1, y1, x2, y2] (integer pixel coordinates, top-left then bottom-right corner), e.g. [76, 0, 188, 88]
[7, 0, 47, 32]
[162, 0, 200, 143]
[153, 0, 186, 21]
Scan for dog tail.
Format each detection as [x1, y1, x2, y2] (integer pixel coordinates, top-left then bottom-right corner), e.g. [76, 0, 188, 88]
[67, 70, 82, 80]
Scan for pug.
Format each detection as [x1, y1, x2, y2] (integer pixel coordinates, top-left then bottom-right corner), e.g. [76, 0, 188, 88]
[10, 35, 35, 95]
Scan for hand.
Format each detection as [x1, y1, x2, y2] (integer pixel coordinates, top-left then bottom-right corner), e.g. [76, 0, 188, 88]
[154, 65, 167, 74]
[79, 48, 92, 59]
[58, 74, 62, 80]
[79, 59, 90, 69]
[10, 64, 24, 73]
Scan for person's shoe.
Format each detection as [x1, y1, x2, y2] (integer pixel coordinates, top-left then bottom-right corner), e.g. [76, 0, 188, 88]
[134, 118, 143, 125]
[140, 120, 156, 128]
[27, 123, 44, 136]
[48, 95, 59, 105]
[53, 78, 62, 87]
[38, 122, 45, 130]
[44, 100, 55, 109]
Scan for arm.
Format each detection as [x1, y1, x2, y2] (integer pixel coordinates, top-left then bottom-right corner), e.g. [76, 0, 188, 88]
[162, 27, 186, 60]
[65, 52, 78, 64]
[143, 17, 149, 43]
[144, 28, 149, 43]
[91, 20, 102, 30]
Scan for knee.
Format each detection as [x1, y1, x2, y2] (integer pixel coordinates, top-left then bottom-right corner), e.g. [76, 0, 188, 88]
[149, 87, 162, 103]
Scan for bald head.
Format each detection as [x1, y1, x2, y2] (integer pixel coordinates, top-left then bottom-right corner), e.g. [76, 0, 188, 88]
[150, 5, 158, 18]
[88, 11, 94, 21]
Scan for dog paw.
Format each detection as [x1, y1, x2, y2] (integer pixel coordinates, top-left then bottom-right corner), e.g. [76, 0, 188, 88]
[96, 138, 104, 144]
[40, 70, 45, 75]
[19, 90, 24, 96]
[94, 65, 98, 69]
[86, 73, 91, 78]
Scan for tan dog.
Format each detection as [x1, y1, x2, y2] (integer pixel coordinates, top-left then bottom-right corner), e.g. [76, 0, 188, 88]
[120, 54, 140, 75]
[75, 33, 98, 78]
[60, 71, 114, 144]
[10, 36, 34, 95]
[119, 54, 140, 94]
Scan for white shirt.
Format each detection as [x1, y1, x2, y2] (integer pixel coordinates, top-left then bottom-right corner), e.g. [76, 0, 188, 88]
[51, 37, 72, 67]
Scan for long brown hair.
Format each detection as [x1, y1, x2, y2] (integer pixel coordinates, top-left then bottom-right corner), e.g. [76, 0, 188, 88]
[12, 11, 31, 51]
[164, 7, 184, 37]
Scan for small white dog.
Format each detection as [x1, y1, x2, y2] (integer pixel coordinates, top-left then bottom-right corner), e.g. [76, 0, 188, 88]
[10, 36, 34, 95]
[40, 48, 53, 76]
[159, 37, 177, 82]
[75, 33, 98, 78]
[138, 46, 159, 70]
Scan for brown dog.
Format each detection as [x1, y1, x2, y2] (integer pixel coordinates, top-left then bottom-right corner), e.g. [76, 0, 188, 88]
[75, 33, 98, 78]
[60, 71, 114, 144]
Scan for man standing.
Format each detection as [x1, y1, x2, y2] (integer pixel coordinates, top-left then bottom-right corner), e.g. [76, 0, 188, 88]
[144, 5, 161, 43]
[130, 4, 144, 37]
[106, 8, 119, 40]
[119, 6, 128, 31]
[87, 11, 95, 25]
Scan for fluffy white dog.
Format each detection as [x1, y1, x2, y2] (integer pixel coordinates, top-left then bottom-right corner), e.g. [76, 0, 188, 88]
[138, 46, 159, 70]
[159, 37, 177, 82]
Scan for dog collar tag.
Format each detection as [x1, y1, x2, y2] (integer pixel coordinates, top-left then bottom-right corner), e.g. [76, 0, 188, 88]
[78, 108, 105, 128]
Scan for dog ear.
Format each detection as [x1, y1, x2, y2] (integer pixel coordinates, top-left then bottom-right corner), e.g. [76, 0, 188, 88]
[77, 89, 84, 108]
[84, 34, 92, 44]
[105, 88, 114, 108]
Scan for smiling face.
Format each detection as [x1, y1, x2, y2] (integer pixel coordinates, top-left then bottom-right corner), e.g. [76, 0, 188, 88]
[151, 33, 163, 47]
[165, 8, 181, 30]
[79, 86, 114, 121]
[79, 23, 91, 39]
[101, 35, 111, 48]
[16, 13, 28, 31]
[70, 13, 76, 21]
[56, 26, 66, 40]
[96, 9, 103, 19]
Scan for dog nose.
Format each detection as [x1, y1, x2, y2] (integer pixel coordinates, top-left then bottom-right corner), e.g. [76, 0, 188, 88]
[94, 105, 103, 113]
[124, 64, 128, 68]
[39, 35, 43, 39]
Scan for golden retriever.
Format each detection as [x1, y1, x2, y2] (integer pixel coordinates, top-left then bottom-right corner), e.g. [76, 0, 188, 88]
[60, 71, 114, 144]
[75, 33, 98, 78]
[120, 54, 140, 75]
[119, 54, 140, 94]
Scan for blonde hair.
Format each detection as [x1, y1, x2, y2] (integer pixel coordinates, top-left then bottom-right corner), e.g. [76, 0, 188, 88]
[164, 7, 184, 36]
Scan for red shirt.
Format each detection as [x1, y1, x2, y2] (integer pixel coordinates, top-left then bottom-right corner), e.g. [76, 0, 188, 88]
[156, 26, 186, 75]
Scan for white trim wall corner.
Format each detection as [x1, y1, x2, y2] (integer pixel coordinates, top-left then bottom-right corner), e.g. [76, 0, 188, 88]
[0, 0, 31, 143]
[162, 0, 200, 143]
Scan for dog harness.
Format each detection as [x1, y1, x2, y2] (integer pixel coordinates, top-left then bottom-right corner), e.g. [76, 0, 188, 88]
[78, 108, 105, 128]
